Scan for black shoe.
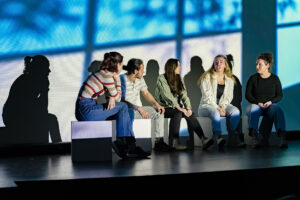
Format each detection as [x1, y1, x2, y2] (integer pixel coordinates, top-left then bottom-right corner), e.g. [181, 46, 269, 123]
[278, 130, 288, 148]
[127, 146, 151, 158]
[202, 137, 214, 150]
[217, 137, 226, 149]
[154, 139, 174, 152]
[249, 129, 260, 148]
[112, 140, 128, 159]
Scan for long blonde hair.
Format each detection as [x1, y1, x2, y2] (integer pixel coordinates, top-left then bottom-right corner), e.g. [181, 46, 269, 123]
[197, 55, 235, 87]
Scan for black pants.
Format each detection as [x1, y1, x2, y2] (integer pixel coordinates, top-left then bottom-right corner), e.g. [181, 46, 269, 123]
[164, 108, 204, 145]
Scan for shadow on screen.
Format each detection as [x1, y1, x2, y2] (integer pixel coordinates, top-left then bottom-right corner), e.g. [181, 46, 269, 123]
[0, 55, 61, 146]
[141, 59, 160, 106]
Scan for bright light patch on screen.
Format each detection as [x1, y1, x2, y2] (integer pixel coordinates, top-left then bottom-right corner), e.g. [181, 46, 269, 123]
[277, 0, 300, 25]
[181, 32, 242, 80]
[92, 41, 176, 75]
[184, 0, 242, 35]
[277, 26, 300, 89]
[95, 0, 177, 44]
[0, 0, 86, 56]
[47, 53, 85, 142]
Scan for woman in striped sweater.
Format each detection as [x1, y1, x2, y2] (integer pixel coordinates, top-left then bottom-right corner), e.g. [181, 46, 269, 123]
[75, 52, 150, 159]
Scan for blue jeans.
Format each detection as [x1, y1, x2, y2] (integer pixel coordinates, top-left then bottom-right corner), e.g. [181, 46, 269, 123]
[246, 103, 286, 132]
[75, 98, 134, 137]
[198, 104, 240, 133]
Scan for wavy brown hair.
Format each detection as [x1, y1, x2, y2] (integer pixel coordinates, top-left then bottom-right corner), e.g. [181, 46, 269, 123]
[197, 55, 235, 86]
[164, 58, 184, 96]
[100, 52, 123, 73]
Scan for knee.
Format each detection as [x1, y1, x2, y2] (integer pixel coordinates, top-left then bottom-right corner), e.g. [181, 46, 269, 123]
[117, 102, 129, 111]
[230, 107, 240, 117]
[48, 113, 58, 122]
[268, 104, 283, 115]
[246, 104, 260, 115]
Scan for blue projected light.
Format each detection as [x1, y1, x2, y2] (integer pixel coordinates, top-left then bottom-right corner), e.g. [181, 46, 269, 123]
[95, 0, 177, 44]
[0, 0, 86, 56]
[277, 26, 300, 89]
[277, 0, 300, 25]
[184, 0, 242, 35]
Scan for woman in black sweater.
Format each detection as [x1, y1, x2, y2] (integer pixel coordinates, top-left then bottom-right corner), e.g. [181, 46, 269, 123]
[245, 52, 287, 148]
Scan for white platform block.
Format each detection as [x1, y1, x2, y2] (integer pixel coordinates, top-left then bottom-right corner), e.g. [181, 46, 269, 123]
[71, 121, 113, 162]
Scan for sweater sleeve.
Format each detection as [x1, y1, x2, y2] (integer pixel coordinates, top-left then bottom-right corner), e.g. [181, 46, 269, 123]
[245, 76, 258, 104]
[200, 76, 218, 108]
[156, 75, 179, 108]
[219, 78, 234, 109]
[270, 76, 283, 103]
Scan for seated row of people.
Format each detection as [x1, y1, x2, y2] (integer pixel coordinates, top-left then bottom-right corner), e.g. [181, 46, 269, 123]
[75, 51, 287, 159]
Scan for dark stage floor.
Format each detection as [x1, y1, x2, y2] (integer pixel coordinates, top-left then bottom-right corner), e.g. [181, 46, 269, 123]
[1, 141, 300, 199]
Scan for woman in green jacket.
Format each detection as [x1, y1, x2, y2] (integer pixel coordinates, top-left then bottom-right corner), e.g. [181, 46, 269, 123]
[155, 58, 213, 150]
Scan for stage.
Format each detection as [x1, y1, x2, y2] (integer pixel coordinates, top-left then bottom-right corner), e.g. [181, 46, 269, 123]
[1, 140, 300, 199]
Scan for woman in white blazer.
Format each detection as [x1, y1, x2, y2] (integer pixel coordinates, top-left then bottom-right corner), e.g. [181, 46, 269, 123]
[197, 55, 244, 149]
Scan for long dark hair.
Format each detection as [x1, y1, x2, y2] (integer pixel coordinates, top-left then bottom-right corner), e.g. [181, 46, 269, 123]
[123, 58, 143, 75]
[100, 52, 123, 73]
[165, 58, 184, 96]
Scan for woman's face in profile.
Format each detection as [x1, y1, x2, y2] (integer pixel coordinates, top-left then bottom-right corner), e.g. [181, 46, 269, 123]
[117, 62, 123, 74]
[175, 61, 181, 75]
[256, 59, 269, 74]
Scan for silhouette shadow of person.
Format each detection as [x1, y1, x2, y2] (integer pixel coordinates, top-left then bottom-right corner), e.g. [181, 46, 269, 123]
[1, 55, 61, 145]
[184, 56, 205, 115]
[141, 59, 160, 106]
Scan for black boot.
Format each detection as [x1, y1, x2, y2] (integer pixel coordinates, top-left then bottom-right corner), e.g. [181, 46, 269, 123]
[228, 130, 245, 148]
[154, 138, 174, 152]
[112, 137, 129, 159]
[278, 129, 288, 148]
[201, 136, 214, 150]
[126, 137, 151, 158]
[214, 132, 226, 150]
[249, 129, 260, 148]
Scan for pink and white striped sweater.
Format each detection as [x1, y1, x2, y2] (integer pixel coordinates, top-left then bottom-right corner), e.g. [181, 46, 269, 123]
[79, 70, 121, 102]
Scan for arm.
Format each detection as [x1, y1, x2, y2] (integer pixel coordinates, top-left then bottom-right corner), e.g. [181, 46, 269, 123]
[199, 76, 218, 108]
[219, 78, 234, 109]
[270, 76, 283, 103]
[156, 76, 179, 108]
[142, 89, 165, 114]
[245, 76, 258, 104]
[106, 75, 121, 102]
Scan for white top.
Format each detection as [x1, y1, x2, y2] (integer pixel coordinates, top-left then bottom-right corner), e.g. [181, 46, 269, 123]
[120, 74, 148, 106]
[199, 73, 234, 109]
